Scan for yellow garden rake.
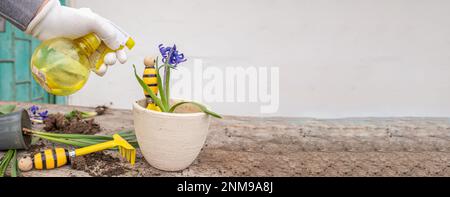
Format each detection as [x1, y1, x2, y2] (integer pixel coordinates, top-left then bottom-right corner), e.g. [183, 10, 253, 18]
[19, 133, 135, 171]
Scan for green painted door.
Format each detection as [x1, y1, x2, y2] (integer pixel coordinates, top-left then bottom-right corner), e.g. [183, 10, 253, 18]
[0, 0, 67, 104]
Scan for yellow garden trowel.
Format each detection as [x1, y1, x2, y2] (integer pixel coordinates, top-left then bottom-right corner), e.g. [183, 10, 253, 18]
[18, 134, 136, 171]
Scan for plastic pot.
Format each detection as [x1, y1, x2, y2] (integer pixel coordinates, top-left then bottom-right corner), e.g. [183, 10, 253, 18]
[133, 99, 211, 171]
[0, 109, 32, 150]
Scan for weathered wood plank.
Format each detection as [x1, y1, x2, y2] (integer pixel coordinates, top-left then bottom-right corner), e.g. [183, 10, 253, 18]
[1, 101, 450, 176]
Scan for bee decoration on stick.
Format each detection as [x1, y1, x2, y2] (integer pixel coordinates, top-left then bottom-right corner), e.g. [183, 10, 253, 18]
[143, 56, 161, 111]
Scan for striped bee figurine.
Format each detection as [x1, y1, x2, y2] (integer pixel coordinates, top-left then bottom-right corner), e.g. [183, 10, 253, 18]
[143, 56, 161, 111]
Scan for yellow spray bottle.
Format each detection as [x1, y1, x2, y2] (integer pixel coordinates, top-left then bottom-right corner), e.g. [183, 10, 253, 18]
[30, 33, 135, 96]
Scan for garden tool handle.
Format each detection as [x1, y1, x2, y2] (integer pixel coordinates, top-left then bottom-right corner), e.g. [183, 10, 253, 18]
[24, 148, 70, 170]
[74, 140, 116, 157]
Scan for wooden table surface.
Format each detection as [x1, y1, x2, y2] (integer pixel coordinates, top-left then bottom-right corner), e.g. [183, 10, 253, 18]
[1, 101, 450, 177]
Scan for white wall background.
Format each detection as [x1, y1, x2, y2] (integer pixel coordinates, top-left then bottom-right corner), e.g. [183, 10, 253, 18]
[69, 0, 450, 118]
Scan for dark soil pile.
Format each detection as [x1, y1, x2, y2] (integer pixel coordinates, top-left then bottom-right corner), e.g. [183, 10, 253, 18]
[71, 152, 128, 177]
[43, 112, 100, 134]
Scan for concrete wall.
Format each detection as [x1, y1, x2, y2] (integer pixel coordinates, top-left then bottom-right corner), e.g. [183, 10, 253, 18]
[70, 0, 450, 118]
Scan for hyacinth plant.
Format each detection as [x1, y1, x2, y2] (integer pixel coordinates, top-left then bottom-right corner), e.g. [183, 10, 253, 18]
[133, 44, 222, 118]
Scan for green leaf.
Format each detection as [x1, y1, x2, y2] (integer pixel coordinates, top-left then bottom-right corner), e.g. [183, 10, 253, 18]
[65, 110, 98, 119]
[27, 129, 139, 149]
[169, 101, 223, 119]
[29, 129, 112, 140]
[65, 110, 78, 119]
[28, 129, 136, 141]
[10, 150, 18, 177]
[117, 130, 135, 135]
[0, 149, 14, 177]
[15, 157, 20, 177]
[158, 63, 176, 70]
[133, 64, 167, 112]
[32, 134, 92, 147]
[164, 64, 171, 109]
[155, 57, 168, 110]
[162, 47, 175, 109]
[31, 136, 41, 145]
[0, 105, 16, 115]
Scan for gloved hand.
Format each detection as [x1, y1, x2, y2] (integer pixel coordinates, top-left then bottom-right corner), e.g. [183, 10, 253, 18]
[25, 0, 129, 76]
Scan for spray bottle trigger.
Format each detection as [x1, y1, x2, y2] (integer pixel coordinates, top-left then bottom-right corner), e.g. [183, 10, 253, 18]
[93, 37, 135, 71]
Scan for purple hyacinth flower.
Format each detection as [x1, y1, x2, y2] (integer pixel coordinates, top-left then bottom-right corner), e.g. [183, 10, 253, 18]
[158, 44, 187, 67]
[38, 110, 49, 120]
[30, 105, 39, 115]
[159, 44, 172, 61]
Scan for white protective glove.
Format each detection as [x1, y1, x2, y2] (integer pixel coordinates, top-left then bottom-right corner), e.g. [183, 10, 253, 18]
[25, 0, 129, 76]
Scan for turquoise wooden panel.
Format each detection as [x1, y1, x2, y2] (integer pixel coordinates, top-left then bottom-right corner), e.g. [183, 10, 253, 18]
[0, 17, 14, 101]
[15, 84, 30, 102]
[0, 0, 68, 104]
[0, 18, 12, 58]
[13, 27, 32, 102]
[0, 62, 15, 100]
[13, 38, 31, 81]
[13, 37, 32, 101]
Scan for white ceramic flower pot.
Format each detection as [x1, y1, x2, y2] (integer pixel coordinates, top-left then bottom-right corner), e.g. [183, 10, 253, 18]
[133, 99, 211, 171]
